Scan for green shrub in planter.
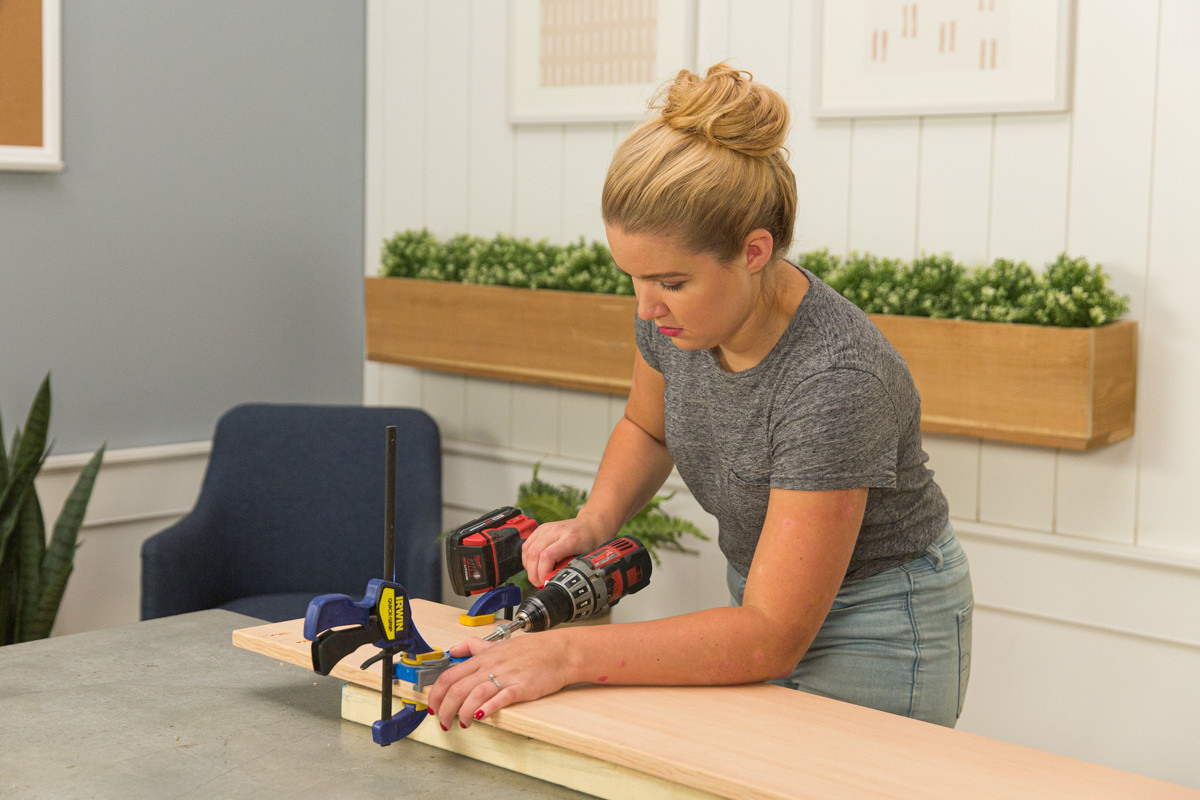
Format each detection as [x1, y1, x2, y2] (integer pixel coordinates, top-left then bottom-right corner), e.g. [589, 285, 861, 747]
[382, 229, 633, 295]
[382, 229, 1130, 328]
[799, 249, 1128, 328]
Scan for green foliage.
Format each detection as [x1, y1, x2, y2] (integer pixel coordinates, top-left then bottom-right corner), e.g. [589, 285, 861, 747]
[0, 376, 105, 645]
[383, 229, 1129, 328]
[381, 229, 633, 295]
[516, 464, 707, 566]
[801, 249, 1129, 328]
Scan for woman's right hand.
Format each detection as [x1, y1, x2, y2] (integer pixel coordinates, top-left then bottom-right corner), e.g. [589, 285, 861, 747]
[522, 513, 611, 587]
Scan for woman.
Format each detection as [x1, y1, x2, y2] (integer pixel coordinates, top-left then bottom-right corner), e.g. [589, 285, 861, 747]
[427, 63, 973, 731]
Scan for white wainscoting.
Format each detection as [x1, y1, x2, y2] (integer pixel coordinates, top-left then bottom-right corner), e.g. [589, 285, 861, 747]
[36, 442, 210, 636]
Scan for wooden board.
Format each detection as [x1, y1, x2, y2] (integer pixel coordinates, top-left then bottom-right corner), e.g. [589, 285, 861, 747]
[365, 277, 1137, 449]
[341, 682, 716, 800]
[233, 599, 1194, 799]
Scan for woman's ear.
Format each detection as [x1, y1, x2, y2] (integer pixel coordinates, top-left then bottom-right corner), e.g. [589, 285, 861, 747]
[742, 229, 775, 274]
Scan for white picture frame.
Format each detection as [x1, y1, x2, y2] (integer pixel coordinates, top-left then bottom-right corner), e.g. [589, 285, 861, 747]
[0, 0, 63, 172]
[813, 0, 1075, 119]
[508, 0, 696, 125]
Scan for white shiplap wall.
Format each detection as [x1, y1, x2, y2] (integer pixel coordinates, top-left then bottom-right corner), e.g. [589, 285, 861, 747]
[362, 0, 1199, 789]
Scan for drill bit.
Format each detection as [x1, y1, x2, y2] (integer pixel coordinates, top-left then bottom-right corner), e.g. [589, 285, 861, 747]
[483, 616, 528, 642]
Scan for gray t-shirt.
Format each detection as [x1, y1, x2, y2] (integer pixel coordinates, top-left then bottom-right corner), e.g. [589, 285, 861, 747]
[635, 266, 948, 582]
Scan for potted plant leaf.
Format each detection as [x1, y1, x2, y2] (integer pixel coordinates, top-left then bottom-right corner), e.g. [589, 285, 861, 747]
[0, 375, 105, 645]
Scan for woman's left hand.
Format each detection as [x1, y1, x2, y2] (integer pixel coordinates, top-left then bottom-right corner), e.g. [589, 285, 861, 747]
[425, 632, 575, 731]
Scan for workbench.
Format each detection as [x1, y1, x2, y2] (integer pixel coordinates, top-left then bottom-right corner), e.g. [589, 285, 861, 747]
[0, 610, 586, 799]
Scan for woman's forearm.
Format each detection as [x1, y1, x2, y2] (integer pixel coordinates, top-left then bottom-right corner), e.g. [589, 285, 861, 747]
[575, 414, 676, 541]
[556, 604, 813, 688]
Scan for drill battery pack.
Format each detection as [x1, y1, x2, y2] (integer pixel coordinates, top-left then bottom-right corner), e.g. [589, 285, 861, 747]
[445, 506, 539, 596]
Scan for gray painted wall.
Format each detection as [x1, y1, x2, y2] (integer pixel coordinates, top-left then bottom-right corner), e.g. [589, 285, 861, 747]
[0, 0, 366, 453]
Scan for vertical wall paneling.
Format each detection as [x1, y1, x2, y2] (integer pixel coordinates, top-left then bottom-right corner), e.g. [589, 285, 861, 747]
[1138, 0, 1200, 554]
[363, 360, 384, 405]
[725, 0, 792, 92]
[1053, 0, 1158, 544]
[987, 114, 1071, 264]
[464, 378, 513, 448]
[1056, 441, 1137, 544]
[562, 125, 617, 244]
[468, 0, 515, 238]
[513, 126, 565, 240]
[788, 1, 852, 256]
[924, 434, 981, 522]
[1064, 0, 1157, 310]
[379, 2, 428, 236]
[421, 372, 468, 441]
[980, 107, 1070, 534]
[915, 117, 994, 265]
[694, 0, 732, 69]
[557, 389, 612, 461]
[377, 363, 423, 409]
[978, 441, 1056, 532]
[847, 119, 920, 256]
[425, 1, 472, 236]
[510, 383, 561, 455]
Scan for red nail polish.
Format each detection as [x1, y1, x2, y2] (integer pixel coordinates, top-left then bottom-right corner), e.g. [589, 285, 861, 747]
[474, 709, 485, 721]
[459, 721, 468, 729]
[440, 723, 449, 732]
[427, 707, 435, 716]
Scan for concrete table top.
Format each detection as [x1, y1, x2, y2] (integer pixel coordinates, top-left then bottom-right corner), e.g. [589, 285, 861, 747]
[0, 609, 586, 799]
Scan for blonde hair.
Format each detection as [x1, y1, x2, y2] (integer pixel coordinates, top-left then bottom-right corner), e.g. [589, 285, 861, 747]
[602, 63, 796, 263]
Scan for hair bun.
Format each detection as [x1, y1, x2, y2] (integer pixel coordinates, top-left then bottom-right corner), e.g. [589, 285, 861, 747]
[656, 63, 789, 158]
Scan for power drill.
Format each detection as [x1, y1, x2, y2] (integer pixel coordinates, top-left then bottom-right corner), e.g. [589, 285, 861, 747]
[445, 506, 539, 596]
[483, 535, 652, 641]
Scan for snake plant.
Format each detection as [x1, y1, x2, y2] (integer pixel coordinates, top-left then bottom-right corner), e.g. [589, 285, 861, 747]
[0, 375, 105, 645]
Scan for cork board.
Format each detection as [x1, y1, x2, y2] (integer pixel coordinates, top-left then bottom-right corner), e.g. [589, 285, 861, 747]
[0, 0, 61, 170]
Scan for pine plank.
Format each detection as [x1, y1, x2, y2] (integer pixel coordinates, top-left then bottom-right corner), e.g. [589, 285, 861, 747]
[341, 683, 717, 800]
[233, 598, 1193, 799]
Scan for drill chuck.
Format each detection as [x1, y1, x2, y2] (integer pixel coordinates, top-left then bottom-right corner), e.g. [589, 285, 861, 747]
[482, 535, 651, 642]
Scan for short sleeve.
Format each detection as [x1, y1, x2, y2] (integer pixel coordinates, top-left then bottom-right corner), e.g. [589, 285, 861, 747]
[770, 369, 900, 491]
[634, 315, 662, 372]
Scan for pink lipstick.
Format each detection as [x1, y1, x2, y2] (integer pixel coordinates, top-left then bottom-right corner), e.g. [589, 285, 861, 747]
[658, 326, 682, 337]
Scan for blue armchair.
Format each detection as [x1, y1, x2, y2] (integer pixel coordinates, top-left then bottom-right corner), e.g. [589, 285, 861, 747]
[141, 403, 442, 622]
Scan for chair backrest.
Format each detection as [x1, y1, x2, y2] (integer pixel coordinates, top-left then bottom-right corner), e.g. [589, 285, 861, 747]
[200, 403, 442, 602]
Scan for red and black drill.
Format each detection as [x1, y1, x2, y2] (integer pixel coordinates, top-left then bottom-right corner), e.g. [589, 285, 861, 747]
[444, 506, 653, 635]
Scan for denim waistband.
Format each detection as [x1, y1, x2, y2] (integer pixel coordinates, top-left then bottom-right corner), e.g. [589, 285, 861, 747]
[918, 520, 961, 572]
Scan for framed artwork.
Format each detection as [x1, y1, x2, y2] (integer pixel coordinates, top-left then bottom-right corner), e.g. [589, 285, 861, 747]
[0, 0, 62, 171]
[813, 0, 1075, 118]
[509, 0, 696, 124]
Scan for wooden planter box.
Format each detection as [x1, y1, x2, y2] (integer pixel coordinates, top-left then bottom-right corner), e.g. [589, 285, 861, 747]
[365, 277, 1137, 450]
[869, 315, 1137, 451]
[365, 277, 638, 394]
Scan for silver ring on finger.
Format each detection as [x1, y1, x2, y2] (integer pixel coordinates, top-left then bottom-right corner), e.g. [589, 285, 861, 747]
[488, 673, 503, 691]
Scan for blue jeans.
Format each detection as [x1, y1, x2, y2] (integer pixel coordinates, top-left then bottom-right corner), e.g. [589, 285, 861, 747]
[727, 522, 973, 727]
